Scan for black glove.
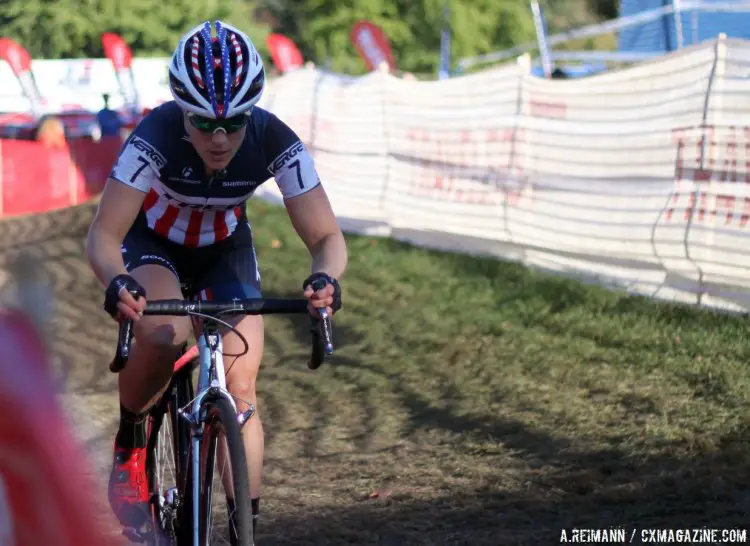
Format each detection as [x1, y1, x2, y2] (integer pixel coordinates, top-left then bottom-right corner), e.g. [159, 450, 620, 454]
[302, 272, 342, 313]
[104, 274, 146, 319]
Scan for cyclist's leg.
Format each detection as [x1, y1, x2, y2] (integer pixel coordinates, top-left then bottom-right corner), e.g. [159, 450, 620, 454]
[118, 262, 191, 412]
[191, 221, 264, 533]
[112, 229, 192, 532]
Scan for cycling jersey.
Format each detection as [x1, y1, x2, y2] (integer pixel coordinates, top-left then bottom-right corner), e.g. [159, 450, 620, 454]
[110, 101, 320, 247]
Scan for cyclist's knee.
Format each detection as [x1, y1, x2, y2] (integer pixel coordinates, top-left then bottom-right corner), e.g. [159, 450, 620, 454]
[224, 315, 263, 403]
[134, 317, 190, 355]
[228, 379, 258, 408]
[226, 351, 260, 401]
[128, 264, 190, 358]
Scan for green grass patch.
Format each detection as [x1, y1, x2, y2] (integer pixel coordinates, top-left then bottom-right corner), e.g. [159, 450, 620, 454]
[247, 198, 750, 544]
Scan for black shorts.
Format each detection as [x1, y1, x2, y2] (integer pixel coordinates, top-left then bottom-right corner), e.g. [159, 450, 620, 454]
[121, 218, 262, 301]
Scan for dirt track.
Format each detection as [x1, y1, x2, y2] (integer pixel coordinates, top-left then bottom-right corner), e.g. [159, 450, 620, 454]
[4, 204, 750, 546]
[0, 204, 455, 546]
[0, 204, 511, 546]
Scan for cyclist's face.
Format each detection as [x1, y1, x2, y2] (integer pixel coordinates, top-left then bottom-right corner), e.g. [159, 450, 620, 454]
[184, 113, 246, 171]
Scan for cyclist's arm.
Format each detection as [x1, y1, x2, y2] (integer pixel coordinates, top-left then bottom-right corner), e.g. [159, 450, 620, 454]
[85, 178, 146, 287]
[263, 114, 347, 279]
[286, 185, 347, 279]
[86, 131, 162, 287]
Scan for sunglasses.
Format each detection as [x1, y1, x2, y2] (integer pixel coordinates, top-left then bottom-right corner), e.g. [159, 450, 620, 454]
[186, 111, 249, 134]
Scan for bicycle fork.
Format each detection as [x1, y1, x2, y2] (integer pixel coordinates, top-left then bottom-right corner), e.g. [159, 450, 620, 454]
[177, 331, 255, 545]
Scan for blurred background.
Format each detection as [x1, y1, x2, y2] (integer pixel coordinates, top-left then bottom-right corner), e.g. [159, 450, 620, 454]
[1, 0, 748, 139]
[2, 1, 750, 545]
[0, 0, 615, 76]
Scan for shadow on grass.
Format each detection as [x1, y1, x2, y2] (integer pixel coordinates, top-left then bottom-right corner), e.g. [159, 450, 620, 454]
[262, 282, 750, 545]
[257, 438, 750, 545]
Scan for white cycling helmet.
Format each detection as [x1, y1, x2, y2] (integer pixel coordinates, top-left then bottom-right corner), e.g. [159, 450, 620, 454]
[168, 20, 265, 119]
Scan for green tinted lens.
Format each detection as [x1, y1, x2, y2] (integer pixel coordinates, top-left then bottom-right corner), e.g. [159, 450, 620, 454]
[224, 115, 248, 132]
[189, 116, 215, 131]
[189, 113, 248, 133]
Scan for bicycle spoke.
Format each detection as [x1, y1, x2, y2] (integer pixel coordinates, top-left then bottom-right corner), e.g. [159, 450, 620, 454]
[157, 421, 176, 490]
[209, 435, 236, 544]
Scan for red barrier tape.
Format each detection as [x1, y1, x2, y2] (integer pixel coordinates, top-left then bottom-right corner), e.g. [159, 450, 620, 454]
[669, 124, 750, 226]
[0, 310, 124, 545]
[405, 127, 530, 206]
[0, 136, 121, 217]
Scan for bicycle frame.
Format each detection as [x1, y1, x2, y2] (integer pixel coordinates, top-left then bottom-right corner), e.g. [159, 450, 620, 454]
[110, 292, 334, 545]
[176, 320, 256, 546]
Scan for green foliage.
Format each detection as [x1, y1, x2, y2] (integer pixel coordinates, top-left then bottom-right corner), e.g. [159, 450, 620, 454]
[543, 0, 620, 53]
[262, 0, 619, 75]
[0, 0, 270, 59]
[263, 0, 538, 75]
[0, 0, 619, 75]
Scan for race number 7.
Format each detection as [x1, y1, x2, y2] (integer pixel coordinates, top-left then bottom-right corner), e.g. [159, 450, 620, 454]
[289, 159, 304, 189]
[130, 156, 150, 183]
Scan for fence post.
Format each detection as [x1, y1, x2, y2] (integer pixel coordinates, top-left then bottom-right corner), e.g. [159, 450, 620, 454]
[705, 33, 728, 257]
[377, 73, 392, 224]
[503, 53, 531, 250]
[708, 33, 728, 129]
[685, 33, 727, 306]
[673, 0, 685, 49]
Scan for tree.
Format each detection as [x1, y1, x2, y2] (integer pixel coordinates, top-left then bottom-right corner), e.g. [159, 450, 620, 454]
[543, 0, 620, 52]
[587, 0, 618, 21]
[0, 0, 270, 59]
[0, 0, 622, 73]
[260, 0, 537, 76]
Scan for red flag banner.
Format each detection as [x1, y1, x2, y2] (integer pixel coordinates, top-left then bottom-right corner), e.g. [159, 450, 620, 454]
[350, 21, 396, 72]
[101, 32, 140, 123]
[0, 38, 32, 76]
[266, 33, 304, 73]
[101, 32, 132, 71]
[0, 38, 43, 116]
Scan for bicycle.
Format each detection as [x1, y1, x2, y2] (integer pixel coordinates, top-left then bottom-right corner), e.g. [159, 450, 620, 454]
[109, 278, 335, 546]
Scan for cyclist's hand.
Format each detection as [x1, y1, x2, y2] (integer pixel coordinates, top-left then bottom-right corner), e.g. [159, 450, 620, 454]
[302, 272, 342, 318]
[104, 274, 147, 322]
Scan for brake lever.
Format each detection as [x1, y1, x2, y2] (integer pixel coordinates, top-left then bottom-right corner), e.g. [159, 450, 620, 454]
[307, 277, 336, 370]
[110, 318, 134, 373]
[317, 308, 334, 355]
[109, 288, 142, 373]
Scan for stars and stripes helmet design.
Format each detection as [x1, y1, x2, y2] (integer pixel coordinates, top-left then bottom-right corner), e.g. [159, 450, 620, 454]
[168, 20, 265, 118]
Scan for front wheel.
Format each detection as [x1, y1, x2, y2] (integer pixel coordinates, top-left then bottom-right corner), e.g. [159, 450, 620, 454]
[199, 395, 253, 546]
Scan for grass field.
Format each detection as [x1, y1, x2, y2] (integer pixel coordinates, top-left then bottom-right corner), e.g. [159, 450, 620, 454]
[4, 199, 748, 545]
[245, 199, 750, 544]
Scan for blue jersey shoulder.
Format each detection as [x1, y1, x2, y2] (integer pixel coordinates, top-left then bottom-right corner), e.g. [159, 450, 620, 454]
[128, 101, 183, 152]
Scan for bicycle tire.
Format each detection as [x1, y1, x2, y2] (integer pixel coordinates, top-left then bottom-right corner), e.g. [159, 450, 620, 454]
[147, 356, 196, 545]
[170, 364, 196, 546]
[198, 395, 253, 546]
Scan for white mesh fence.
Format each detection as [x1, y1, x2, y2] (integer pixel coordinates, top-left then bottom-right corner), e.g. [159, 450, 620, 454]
[257, 36, 750, 313]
